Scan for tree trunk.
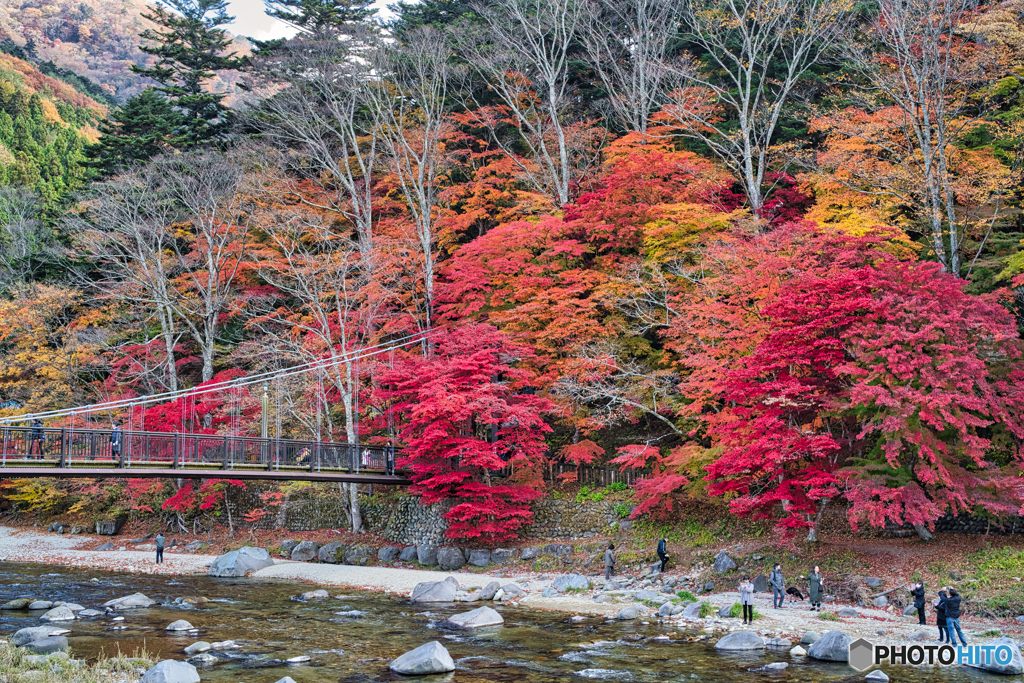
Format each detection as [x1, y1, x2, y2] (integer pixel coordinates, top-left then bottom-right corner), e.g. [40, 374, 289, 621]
[806, 498, 830, 542]
[913, 524, 933, 541]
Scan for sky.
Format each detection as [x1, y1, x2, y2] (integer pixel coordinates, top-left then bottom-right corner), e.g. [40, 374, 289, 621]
[226, 0, 394, 40]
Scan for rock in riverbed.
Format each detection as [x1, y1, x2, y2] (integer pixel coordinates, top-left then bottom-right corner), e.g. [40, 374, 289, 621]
[441, 606, 504, 629]
[103, 593, 156, 610]
[166, 620, 194, 631]
[807, 630, 852, 662]
[24, 636, 69, 655]
[12, 626, 69, 647]
[39, 605, 76, 622]
[296, 589, 330, 601]
[2, 597, 35, 609]
[141, 659, 201, 683]
[184, 642, 210, 655]
[411, 577, 459, 603]
[208, 547, 274, 578]
[715, 631, 765, 650]
[389, 641, 456, 675]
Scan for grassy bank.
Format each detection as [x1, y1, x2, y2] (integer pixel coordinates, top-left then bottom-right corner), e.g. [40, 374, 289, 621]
[0, 641, 151, 683]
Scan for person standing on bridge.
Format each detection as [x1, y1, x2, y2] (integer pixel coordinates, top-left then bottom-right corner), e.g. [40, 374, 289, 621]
[155, 532, 165, 564]
[29, 419, 45, 459]
[110, 421, 122, 462]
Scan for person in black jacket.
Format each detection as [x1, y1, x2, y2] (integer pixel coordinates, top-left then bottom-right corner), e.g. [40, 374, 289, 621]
[29, 419, 45, 459]
[909, 582, 926, 625]
[656, 538, 669, 573]
[943, 587, 967, 646]
[935, 590, 949, 643]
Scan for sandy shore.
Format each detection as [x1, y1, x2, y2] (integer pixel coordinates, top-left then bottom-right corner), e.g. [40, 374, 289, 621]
[1, 525, 1019, 646]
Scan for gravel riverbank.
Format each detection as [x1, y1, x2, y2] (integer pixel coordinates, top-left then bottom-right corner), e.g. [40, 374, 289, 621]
[2, 525, 1020, 649]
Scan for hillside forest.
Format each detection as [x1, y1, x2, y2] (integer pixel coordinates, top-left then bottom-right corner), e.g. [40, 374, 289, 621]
[0, 0, 1023, 545]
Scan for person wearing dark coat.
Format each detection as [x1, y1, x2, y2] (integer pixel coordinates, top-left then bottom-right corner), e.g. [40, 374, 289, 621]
[769, 563, 786, 609]
[935, 590, 949, 643]
[29, 419, 45, 459]
[657, 537, 669, 573]
[808, 566, 824, 611]
[943, 587, 967, 646]
[910, 582, 926, 625]
[604, 544, 615, 581]
[155, 532, 165, 564]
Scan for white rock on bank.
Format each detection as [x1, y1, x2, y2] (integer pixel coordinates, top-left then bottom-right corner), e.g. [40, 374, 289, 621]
[102, 593, 156, 610]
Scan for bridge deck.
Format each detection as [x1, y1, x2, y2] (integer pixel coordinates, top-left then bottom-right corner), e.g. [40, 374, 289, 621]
[0, 425, 402, 482]
[0, 462, 409, 484]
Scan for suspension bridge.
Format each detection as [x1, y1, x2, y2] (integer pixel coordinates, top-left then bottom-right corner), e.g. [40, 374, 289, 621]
[0, 424, 409, 484]
[0, 333, 440, 485]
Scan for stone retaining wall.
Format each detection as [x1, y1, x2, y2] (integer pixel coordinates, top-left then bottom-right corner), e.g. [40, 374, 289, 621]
[268, 494, 626, 542]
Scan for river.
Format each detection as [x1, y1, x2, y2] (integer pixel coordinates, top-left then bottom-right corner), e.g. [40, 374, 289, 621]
[0, 562, 1003, 682]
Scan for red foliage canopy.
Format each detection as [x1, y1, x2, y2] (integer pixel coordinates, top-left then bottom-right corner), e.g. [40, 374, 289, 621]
[380, 324, 556, 542]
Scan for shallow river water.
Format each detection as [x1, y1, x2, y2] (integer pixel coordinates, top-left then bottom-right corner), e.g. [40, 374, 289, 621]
[0, 562, 1006, 682]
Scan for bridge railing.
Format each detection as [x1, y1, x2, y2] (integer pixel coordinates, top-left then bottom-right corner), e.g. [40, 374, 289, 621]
[0, 426, 396, 475]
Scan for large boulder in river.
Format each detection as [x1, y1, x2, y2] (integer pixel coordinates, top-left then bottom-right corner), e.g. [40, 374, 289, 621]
[317, 542, 346, 564]
[209, 547, 274, 577]
[140, 659, 201, 683]
[389, 641, 456, 675]
[24, 636, 68, 655]
[712, 551, 737, 574]
[103, 593, 157, 610]
[39, 605, 76, 622]
[2, 598, 34, 610]
[715, 631, 765, 650]
[417, 545, 438, 566]
[411, 577, 460, 603]
[966, 637, 1024, 675]
[441, 606, 504, 629]
[807, 630, 852, 662]
[437, 547, 466, 571]
[290, 541, 321, 562]
[12, 626, 69, 647]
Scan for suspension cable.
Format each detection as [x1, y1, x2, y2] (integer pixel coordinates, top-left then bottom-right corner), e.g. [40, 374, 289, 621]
[1, 330, 437, 425]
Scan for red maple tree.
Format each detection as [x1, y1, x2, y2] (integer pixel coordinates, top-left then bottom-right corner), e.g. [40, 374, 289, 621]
[380, 324, 556, 542]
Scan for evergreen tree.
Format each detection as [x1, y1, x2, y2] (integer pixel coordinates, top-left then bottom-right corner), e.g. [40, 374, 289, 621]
[388, 0, 483, 40]
[132, 0, 244, 148]
[84, 89, 181, 177]
[266, 0, 376, 34]
[250, 0, 376, 55]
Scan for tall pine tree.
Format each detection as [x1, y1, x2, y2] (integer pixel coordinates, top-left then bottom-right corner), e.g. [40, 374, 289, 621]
[84, 88, 180, 177]
[266, 0, 376, 34]
[132, 0, 244, 148]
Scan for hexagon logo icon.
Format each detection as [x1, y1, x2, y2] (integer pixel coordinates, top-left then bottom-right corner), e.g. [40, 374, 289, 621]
[848, 638, 874, 672]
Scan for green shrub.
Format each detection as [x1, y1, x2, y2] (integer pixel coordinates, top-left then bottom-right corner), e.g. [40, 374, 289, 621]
[698, 600, 715, 618]
[818, 611, 839, 621]
[605, 482, 628, 492]
[612, 502, 631, 519]
[576, 486, 605, 503]
[677, 590, 697, 602]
